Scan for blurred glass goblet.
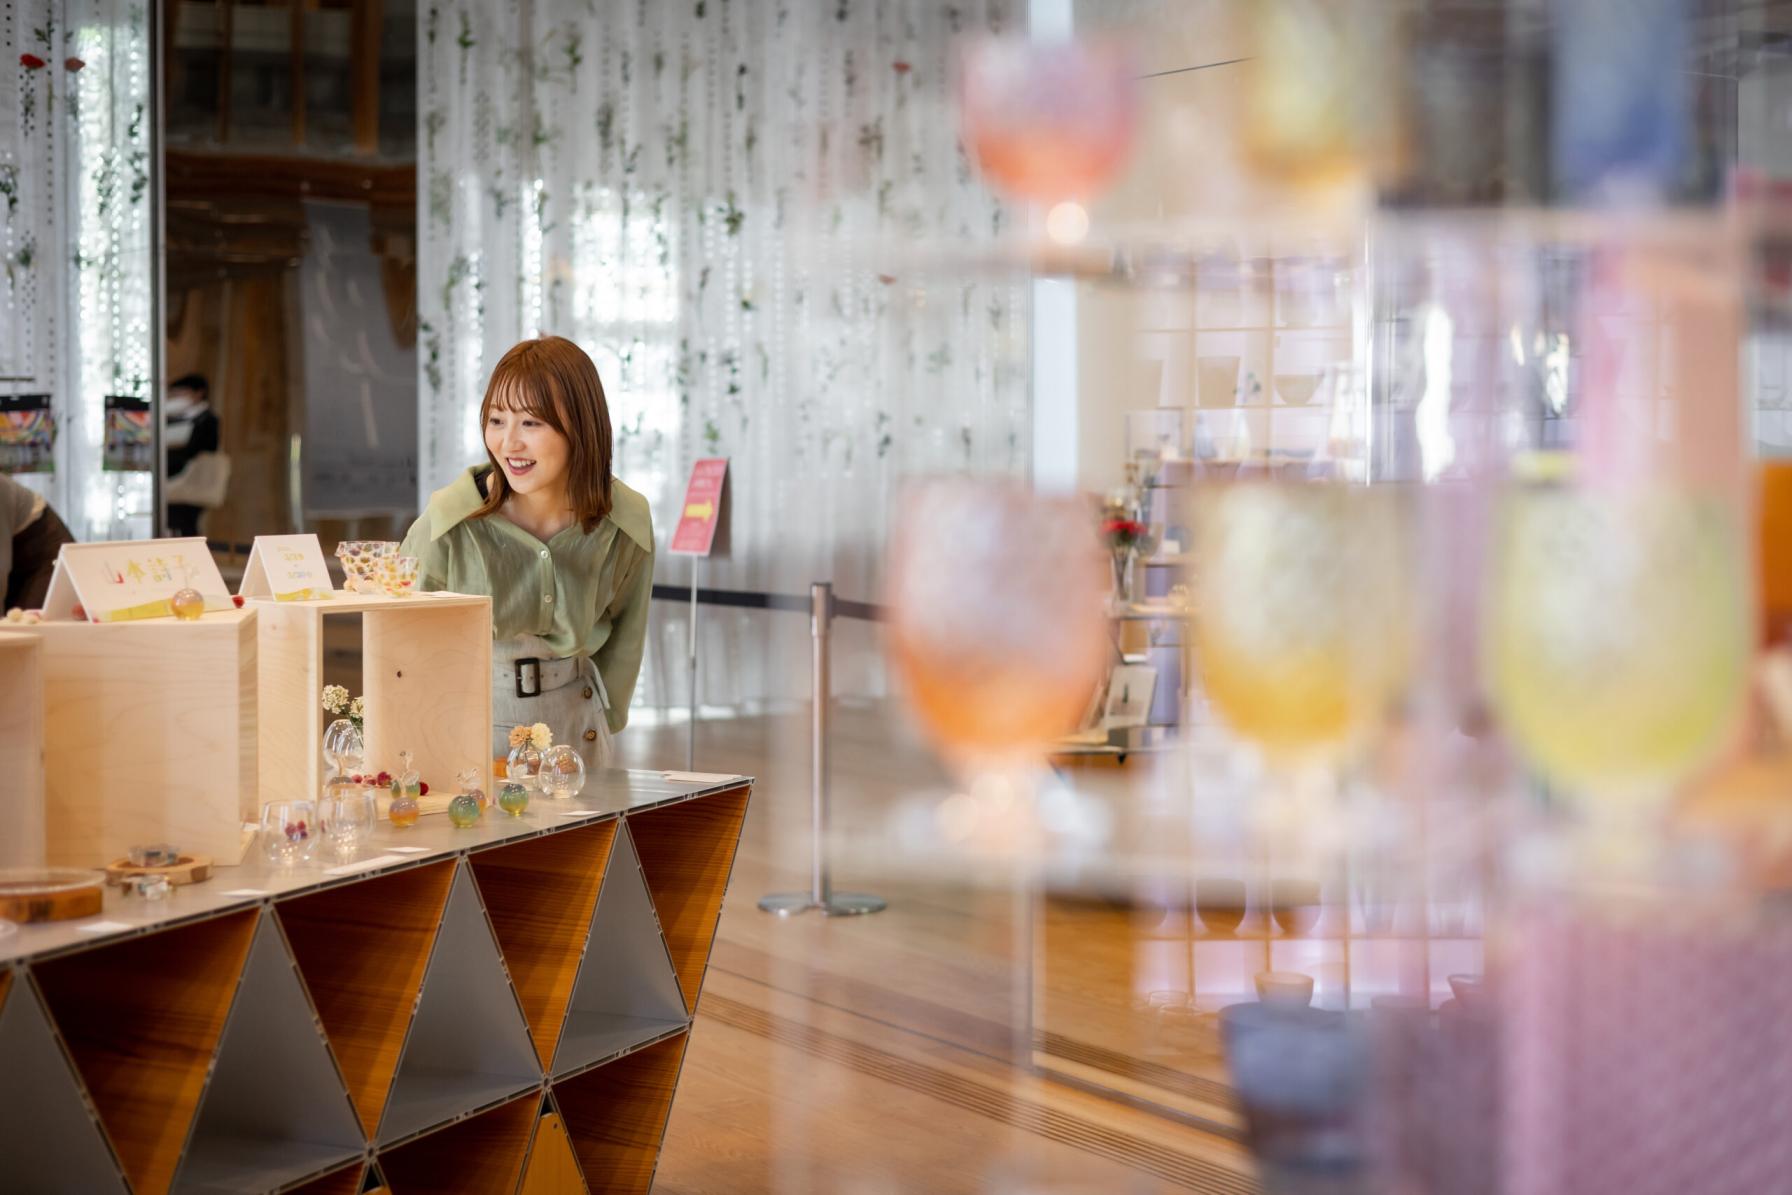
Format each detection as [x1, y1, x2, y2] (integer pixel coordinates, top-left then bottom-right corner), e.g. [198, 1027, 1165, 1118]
[885, 479, 1111, 853]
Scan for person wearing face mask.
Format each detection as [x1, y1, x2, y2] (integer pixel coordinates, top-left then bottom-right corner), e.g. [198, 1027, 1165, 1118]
[400, 336, 654, 772]
[164, 373, 228, 538]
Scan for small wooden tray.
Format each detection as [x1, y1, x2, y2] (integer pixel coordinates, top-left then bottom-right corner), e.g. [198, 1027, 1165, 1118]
[104, 854, 213, 887]
[0, 869, 105, 922]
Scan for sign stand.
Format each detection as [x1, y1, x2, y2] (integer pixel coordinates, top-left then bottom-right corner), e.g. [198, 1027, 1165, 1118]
[668, 459, 729, 771]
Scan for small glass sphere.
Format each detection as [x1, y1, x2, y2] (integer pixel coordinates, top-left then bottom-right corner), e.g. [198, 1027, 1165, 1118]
[171, 588, 205, 621]
[323, 719, 364, 775]
[448, 793, 481, 828]
[506, 743, 545, 789]
[540, 744, 587, 800]
[388, 793, 420, 827]
[497, 782, 530, 817]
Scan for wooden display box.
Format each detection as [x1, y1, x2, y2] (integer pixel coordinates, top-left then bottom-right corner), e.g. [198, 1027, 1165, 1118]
[0, 632, 46, 867]
[254, 592, 493, 812]
[10, 611, 258, 869]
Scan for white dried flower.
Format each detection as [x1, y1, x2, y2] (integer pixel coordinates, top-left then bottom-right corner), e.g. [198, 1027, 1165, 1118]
[530, 722, 552, 750]
[349, 695, 365, 719]
[321, 684, 349, 714]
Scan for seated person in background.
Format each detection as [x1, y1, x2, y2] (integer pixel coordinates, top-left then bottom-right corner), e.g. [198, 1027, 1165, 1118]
[164, 373, 226, 538]
[2, 473, 74, 610]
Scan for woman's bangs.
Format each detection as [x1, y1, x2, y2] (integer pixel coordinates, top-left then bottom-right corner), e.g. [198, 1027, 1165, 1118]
[485, 370, 556, 424]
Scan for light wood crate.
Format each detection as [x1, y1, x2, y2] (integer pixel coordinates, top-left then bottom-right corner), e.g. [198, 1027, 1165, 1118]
[16, 611, 258, 869]
[0, 632, 46, 867]
[254, 592, 493, 812]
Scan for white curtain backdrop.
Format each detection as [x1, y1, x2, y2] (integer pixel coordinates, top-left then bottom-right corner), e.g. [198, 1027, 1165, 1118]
[1, 0, 154, 541]
[418, 0, 1031, 711]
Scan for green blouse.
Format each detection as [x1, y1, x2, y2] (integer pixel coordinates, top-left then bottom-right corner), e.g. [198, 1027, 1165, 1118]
[400, 466, 655, 733]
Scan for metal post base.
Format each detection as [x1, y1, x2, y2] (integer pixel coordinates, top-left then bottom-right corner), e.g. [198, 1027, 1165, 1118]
[758, 891, 888, 917]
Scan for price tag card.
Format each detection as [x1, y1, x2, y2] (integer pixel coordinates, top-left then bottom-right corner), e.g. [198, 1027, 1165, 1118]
[239, 533, 335, 601]
[44, 538, 231, 622]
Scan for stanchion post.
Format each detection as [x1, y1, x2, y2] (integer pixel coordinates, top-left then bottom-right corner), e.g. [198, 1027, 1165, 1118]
[687, 560, 699, 771]
[759, 581, 885, 918]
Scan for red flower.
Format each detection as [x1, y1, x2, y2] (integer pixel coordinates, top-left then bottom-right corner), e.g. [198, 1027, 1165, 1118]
[63, 57, 84, 72]
[877, 273, 897, 285]
[231, 594, 245, 608]
[892, 60, 912, 74]
[419, 780, 430, 796]
[18, 54, 44, 70]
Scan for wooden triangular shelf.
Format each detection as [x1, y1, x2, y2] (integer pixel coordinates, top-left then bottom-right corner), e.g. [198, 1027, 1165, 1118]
[519, 1097, 589, 1195]
[286, 1162, 367, 1195]
[554, 821, 690, 1077]
[377, 1092, 536, 1193]
[33, 909, 258, 1195]
[174, 911, 365, 1193]
[278, 860, 457, 1137]
[379, 860, 541, 1145]
[624, 787, 750, 1012]
[553, 1030, 691, 1195]
[471, 818, 618, 1069]
[0, 970, 129, 1193]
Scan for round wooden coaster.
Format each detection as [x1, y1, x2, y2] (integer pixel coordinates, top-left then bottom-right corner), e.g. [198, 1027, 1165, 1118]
[104, 855, 213, 888]
[0, 869, 105, 923]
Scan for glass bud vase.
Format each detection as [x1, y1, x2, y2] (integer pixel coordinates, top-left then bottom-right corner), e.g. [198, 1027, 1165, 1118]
[323, 718, 365, 776]
[506, 742, 546, 790]
[541, 744, 587, 799]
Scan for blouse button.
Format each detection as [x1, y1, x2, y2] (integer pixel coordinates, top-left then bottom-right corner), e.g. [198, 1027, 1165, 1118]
[543, 593, 554, 604]
[538, 548, 549, 558]
[583, 729, 598, 742]
[582, 686, 594, 699]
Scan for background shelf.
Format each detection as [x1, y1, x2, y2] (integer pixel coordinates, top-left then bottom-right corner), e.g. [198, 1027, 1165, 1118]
[518, 1103, 589, 1195]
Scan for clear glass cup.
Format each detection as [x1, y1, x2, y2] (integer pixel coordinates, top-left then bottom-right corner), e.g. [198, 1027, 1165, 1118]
[334, 540, 399, 593]
[261, 799, 317, 865]
[506, 741, 546, 790]
[319, 784, 377, 854]
[380, 555, 421, 598]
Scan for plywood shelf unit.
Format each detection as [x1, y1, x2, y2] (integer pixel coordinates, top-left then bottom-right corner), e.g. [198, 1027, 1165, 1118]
[376, 1091, 537, 1193]
[0, 632, 45, 867]
[0, 781, 750, 1194]
[255, 592, 493, 813]
[626, 786, 751, 1012]
[553, 1031, 692, 1195]
[6, 611, 259, 869]
[32, 909, 259, 1195]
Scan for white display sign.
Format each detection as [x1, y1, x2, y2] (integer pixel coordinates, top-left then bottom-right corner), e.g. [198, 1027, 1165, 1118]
[40, 538, 230, 623]
[239, 534, 335, 601]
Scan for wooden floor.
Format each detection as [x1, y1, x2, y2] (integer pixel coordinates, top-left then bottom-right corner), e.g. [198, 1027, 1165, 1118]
[618, 706, 1258, 1194]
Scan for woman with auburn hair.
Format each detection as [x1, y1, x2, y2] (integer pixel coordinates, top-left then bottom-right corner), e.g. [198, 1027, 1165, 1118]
[401, 336, 654, 771]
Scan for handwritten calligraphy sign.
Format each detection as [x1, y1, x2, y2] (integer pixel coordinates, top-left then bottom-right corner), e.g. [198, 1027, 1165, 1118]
[41, 538, 231, 622]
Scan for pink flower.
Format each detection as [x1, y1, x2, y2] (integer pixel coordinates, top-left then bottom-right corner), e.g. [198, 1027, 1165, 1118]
[63, 57, 84, 72]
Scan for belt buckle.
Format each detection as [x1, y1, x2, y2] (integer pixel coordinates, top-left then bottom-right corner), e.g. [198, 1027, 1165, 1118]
[515, 656, 542, 699]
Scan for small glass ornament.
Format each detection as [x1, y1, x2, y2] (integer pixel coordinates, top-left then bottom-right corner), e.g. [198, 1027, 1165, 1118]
[540, 744, 587, 800]
[171, 588, 205, 621]
[261, 799, 316, 865]
[455, 766, 486, 810]
[448, 793, 481, 827]
[323, 718, 365, 775]
[506, 741, 545, 790]
[388, 789, 420, 827]
[497, 781, 530, 817]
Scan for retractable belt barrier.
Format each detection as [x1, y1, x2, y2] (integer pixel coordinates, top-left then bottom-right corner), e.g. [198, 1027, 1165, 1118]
[650, 581, 885, 918]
